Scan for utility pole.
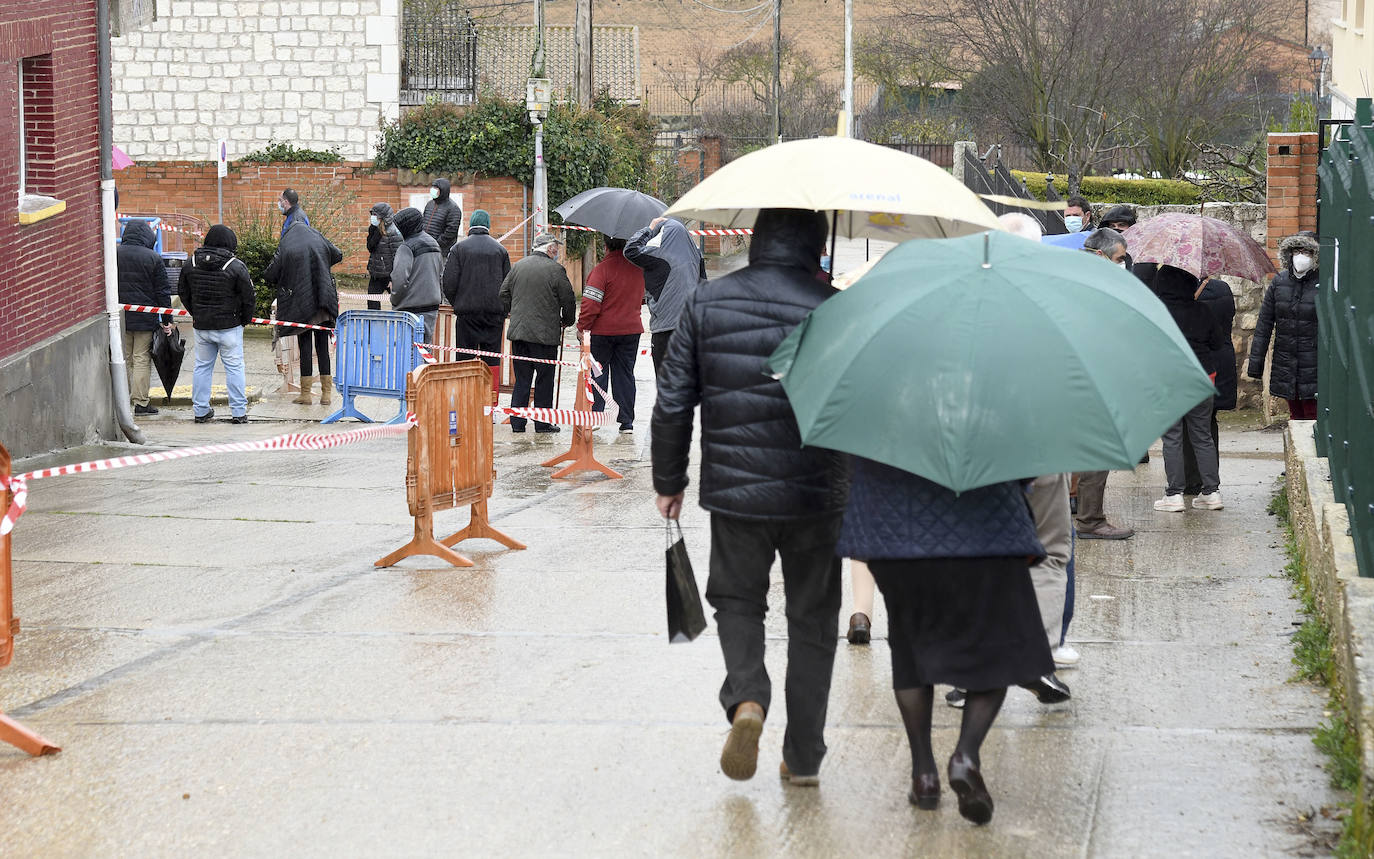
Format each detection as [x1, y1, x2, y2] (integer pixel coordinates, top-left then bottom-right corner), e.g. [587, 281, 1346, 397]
[842, 0, 852, 137]
[574, 0, 593, 107]
[772, 0, 781, 143]
[529, 0, 549, 236]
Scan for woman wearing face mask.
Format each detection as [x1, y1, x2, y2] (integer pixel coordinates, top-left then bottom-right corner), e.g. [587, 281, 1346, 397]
[365, 203, 402, 310]
[1246, 233, 1321, 421]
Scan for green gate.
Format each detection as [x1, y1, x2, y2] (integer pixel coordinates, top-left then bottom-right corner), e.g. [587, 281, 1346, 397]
[1316, 98, 1374, 576]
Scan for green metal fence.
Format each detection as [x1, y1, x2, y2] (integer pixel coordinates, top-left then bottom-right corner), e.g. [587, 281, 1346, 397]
[1316, 97, 1374, 576]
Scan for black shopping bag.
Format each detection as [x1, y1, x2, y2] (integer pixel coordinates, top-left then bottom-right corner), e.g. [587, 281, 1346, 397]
[666, 519, 707, 643]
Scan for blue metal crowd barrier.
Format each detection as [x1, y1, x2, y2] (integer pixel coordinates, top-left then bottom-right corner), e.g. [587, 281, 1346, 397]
[322, 310, 423, 425]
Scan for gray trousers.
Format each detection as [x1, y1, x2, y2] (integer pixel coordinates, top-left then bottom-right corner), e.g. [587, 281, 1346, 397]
[1073, 470, 1109, 531]
[1027, 474, 1072, 649]
[1162, 398, 1220, 495]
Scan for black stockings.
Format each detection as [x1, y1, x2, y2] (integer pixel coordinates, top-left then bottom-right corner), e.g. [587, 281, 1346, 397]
[956, 688, 1006, 767]
[895, 686, 1006, 775]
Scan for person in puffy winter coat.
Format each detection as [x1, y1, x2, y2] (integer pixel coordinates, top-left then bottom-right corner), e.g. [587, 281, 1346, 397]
[178, 225, 255, 424]
[366, 202, 402, 310]
[264, 220, 342, 406]
[390, 207, 444, 344]
[1246, 233, 1320, 420]
[116, 218, 171, 415]
[651, 208, 847, 788]
[422, 178, 463, 255]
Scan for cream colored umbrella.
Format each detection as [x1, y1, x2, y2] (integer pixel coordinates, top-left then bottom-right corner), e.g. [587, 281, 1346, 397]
[665, 137, 1003, 241]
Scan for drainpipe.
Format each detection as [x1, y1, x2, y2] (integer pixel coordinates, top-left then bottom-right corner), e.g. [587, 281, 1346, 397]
[97, 0, 144, 444]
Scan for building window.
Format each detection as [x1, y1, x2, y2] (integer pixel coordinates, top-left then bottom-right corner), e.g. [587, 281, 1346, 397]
[20, 55, 56, 197]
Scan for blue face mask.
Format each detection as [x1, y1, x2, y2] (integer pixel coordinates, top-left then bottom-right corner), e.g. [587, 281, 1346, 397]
[820, 255, 832, 273]
[1064, 215, 1083, 233]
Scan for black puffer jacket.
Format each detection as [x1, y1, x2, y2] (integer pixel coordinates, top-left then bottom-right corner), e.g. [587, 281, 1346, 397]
[1140, 264, 1225, 375]
[366, 202, 403, 279]
[443, 226, 511, 315]
[117, 219, 170, 330]
[1247, 234, 1320, 400]
[1199, 278, 1238, 410]
[177, 245, 255, 331]
[651, 208, 848, 520]
[422, 179, 463, 255]
[264, 222, 342, 328]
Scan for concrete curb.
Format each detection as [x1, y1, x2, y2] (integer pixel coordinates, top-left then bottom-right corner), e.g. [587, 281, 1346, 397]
[1285, 421, 1374, 783]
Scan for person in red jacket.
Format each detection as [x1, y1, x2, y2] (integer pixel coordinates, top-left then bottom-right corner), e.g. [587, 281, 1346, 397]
[578, 236, 646, 433]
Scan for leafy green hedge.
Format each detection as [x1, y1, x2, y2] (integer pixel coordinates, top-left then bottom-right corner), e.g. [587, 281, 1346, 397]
[241, 139, 343, 164]
[1010, 170, 1201, 206]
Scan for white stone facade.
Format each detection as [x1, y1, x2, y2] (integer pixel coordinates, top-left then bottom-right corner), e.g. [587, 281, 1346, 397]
[111, 0, 401, 161]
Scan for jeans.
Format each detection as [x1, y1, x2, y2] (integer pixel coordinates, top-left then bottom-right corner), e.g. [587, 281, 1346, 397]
[418, 309, 437, 345]
[122, 329, 154, 406]
[509, 339, 558, 431]
[590, 333, 639, 429]
[1162, 398, 1220, 495]
[1061, 532, 1075, 646]
[193, 326, 247, 417]
[707, 512, 843, 776]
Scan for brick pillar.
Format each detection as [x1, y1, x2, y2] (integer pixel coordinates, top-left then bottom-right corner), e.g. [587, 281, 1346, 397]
[1265, 131, 1320, 264]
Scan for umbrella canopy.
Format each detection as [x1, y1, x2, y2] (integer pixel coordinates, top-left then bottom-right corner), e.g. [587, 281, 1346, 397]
[1041, 230, 1089, 250]
[554, 187, 668, 239]
[664, 137, 1002, 242]
[112, 144, 135, 170]
[768, 231, 1217, 492]
[1123, 213, 1275, 282]
[151, 325, 186, 400]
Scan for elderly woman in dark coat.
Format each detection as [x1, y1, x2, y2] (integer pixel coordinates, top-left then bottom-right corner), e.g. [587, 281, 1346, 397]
[1246, 233, 1320, 420]
[837, 459, 1051, 825]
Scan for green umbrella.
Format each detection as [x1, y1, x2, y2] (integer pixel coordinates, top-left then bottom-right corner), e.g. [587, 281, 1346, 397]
[767, 231, 1217, 492]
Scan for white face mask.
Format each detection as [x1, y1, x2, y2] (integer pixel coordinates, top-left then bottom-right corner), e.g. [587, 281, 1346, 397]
[430, 187, 441, 200]
[1292, 253, 1314, 275]
[369, 215, 380, 227]
[1118, 261, 1128, 269]
[1063, 215, 1083, 233]
[278, 200, 289, 214]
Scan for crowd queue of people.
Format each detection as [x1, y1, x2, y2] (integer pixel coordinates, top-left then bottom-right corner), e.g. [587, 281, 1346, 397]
[118, 185, 1322, 824]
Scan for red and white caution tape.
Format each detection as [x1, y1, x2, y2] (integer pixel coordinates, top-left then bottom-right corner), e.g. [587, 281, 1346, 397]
[119, 304, 335, 333]
[485, 405, 610, 427]
[548, 224, 753, 237]
[418, 342, 583, 368]
[497, 213, 535, 244]
[415, 344, 437, 365]
[0, 416, 417, 536]
[160, 223, 205, 240]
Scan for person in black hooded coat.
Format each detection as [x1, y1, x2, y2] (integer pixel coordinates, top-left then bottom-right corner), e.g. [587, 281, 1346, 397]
[117, 218, 171, 414]
[1182, 276, 1237, 494]
[264, 221, 342, 405]
[366, 202, 402, 310]
[422, 178, 463, 256]
[1246, 233, 1320, 420]
[652, 208, 848, 786]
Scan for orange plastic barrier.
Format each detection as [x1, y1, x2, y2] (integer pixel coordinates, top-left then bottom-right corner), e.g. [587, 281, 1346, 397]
[0, 443, 60, 756]
[541, 370, 624, 480]
[376, 362, 525, 568]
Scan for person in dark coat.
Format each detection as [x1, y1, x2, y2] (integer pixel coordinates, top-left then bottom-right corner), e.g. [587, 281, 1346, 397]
[423, 178, 463, 256]
[625, 217, 706, 377]
[389, 207, 443, 343]
[278, 188, 309, 241]
[365, 202, 402, 310]
[499, 233, 576, 432]
[1140, 264, 1226, 512]
[178, 225, 255, 424]
[1246, 233, 1320, 420]
[652, 208, 848, 787]
[1183, 277, 1237, 493]
[443, 209, 511, 401]
[264, 220, 341, 406]
[116, 218, 172, 415]
[577, 235, 645, 433]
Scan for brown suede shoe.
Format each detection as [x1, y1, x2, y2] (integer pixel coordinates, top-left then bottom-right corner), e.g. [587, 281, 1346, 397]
[1076, 523, 1135, 540]
[779, 760, 820, 787]
[720, 701, 764, 780]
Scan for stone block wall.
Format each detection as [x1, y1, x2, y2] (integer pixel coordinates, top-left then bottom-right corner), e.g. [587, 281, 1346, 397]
[111, 0, 401, 162]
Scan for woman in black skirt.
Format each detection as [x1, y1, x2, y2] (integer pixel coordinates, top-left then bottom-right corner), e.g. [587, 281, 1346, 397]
[836, 456, 1052, 825]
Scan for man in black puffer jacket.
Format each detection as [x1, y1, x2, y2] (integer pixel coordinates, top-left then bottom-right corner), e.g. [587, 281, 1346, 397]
[422, 178, 463, 255]
[652, 208, 848, 786]
[443, 209, 511, 400]
[178, 225, 255, 424]
[117, 218, 172, 415]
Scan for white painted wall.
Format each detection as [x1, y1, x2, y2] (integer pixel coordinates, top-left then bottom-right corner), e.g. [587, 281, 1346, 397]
[111, 0, 400, 161]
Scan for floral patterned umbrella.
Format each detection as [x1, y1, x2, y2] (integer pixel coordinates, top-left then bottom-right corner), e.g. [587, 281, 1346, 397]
[1124, 213, 1275, 282]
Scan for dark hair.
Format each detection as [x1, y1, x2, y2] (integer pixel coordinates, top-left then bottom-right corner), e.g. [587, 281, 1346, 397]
[280, 188, 299, 206]
[1065, 195, 1091, 217]
[604, 237, 626, 252]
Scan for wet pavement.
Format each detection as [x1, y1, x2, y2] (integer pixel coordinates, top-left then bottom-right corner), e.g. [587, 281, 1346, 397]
[0, 264, 1344, 856]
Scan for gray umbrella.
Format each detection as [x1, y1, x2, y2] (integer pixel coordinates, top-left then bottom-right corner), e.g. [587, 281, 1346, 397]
[554, 187, 668, 239]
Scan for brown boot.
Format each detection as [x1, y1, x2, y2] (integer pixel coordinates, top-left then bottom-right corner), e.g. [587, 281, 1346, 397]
[720, 701, 764, 781]
[318, 376, 334, 405]
[293, 376, 314, 405]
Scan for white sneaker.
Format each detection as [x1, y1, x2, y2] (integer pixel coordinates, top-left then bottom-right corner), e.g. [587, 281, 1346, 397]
[1153, 494, 1186, 512]
[1052, 645, 1080, 668]
[1192, 492, 1224, 510]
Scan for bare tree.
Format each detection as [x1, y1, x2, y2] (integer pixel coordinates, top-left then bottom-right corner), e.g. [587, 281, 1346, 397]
[659, 39, 721, 118]
[704, 39, 841, 142]
[855, 21, 970, 142]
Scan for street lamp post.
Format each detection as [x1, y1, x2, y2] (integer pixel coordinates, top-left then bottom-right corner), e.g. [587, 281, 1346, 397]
[1309, 46, 1330, 121]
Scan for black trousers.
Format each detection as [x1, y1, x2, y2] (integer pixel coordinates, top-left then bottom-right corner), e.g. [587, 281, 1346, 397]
[707, 512, 843, 776]
[297, 329, 331, 377]
[651, 330, 673, 377]
[1181, 407, 1221, 494]
[366, 275, 389, 311]
[509, 339, 557, 431]
[590, 333, 639, 429]
[454, 313, 504, 368]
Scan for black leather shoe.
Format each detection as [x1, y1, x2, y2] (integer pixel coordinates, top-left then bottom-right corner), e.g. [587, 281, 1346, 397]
[134, 404, 159, 415]
[1019, 673, 1071, 704]
[846, 612, 871, 645]
[194, 409, 215, 424]
[909, 772, 941, 810]
[948, 753, 993, 824]
[230, 415, 248, 424]
[535, 425, 562, 433]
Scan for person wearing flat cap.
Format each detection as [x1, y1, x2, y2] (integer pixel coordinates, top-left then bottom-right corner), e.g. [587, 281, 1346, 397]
[499, 233, 577, 432]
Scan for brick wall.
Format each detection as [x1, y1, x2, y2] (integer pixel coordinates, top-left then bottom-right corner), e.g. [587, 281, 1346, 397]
[114, 161, 532, 273]
[0, 5, 105, 361]
[1265, 132, 1319, 262]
